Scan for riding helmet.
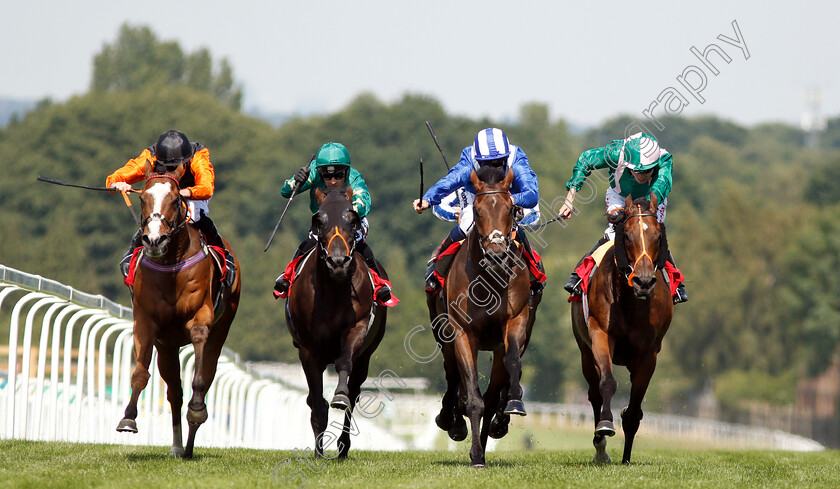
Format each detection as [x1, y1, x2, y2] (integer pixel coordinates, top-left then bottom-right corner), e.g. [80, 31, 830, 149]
[313, 142, 351, 172]
[622, 132, 662, 172]
[473, 128, 511, 161]
[155, 130, 193, 165]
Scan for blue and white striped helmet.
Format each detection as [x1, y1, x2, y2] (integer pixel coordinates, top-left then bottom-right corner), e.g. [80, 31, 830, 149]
[473, 128, 510, 161]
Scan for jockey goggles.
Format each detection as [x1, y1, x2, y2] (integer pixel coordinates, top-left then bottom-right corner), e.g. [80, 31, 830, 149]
[319, 169, 347, 180]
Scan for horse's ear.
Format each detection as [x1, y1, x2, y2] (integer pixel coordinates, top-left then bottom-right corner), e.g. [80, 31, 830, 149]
[314, 186, 327, 205]
[470, 170, 484, 192]
[345, 185, 354, 202]
[170, 164, 187, 181]
[142, 158, 154, 178]
[649, 192, 658, 210]
[502, 167, 514, 189]
[624, 194, 633, 209]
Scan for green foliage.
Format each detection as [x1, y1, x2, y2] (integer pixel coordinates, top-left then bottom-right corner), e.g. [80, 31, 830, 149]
[91, 24, 242, 110]
[714, 369, 797, 409]
[3, 25, 840, 414]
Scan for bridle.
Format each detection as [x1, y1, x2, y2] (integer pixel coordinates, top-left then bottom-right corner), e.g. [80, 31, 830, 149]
[321, 225, 356, 258]
[620, 209, 659, 287]
[139, 174, 188, 238]
[474, 189, 516, 257]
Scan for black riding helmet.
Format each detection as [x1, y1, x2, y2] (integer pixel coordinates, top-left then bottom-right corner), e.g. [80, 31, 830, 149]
[154, 130, 193, 172]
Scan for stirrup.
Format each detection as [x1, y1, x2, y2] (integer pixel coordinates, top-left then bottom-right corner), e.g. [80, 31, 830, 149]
[564, 275, 582, 295]
[375, 284, 392, 304]
[673, 285, 688, 304]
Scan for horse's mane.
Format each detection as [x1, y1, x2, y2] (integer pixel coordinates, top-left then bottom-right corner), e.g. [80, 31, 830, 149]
[476, 165, 506, 185]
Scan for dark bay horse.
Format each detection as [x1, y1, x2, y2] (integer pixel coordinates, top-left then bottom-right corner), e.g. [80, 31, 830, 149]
[571, 194, 673, 464]
[427, 167, 542, 467]
[285, 186, 387, 458]
[116, 171, 241, 458]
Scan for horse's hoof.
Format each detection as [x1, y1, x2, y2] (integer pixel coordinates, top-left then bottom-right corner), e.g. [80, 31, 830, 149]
[186, 407, 208, 426]
[595, 420, 616, 437]
[170, 446, 185, 458]
[330, 393, 351, 411]
[471, 463, 486, 469]
[435, 413, 452, 431]
[503, 399, 526, 416]
[116, 418, 138, 433]
[593, 452, 612, 464]
[448, 418, 468, 442]
[489, 414, 510, 439]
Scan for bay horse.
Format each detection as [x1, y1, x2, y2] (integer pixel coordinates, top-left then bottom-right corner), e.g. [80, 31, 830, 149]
[427, 167, 542, 467]
[571, 194, 673, 464]
[285, 186, 387, 458]
[116, 170, 241, 458]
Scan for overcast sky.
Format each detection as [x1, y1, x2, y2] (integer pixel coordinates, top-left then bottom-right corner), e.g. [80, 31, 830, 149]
[1, 1, 835, 128]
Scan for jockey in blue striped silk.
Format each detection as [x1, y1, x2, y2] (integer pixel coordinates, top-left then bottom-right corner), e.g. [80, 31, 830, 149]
[413, 128, 546, 295]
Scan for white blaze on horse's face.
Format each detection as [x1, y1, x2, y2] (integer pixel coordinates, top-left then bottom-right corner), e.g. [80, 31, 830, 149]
[488, 230, 506, 245]
[145, 181, 172, 245]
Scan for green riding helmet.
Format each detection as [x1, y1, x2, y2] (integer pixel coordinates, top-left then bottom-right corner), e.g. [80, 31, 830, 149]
[616, 132, 661, 172]
[313, 142, 351, 173]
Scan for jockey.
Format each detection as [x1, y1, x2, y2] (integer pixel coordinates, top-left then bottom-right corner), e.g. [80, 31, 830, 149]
[413, 127, 545, 295]
[273, 142, 392, 303]
[107, 130, 235, 285]
[558, 132, 687, 303]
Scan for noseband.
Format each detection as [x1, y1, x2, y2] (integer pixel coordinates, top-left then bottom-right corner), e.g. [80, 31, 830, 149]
[474, 190, 516, 255]
[140, 174, 188, 237]
[320, 226, 356, 258]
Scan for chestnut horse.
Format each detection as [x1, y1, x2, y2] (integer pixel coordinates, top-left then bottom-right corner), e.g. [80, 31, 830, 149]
[285, 186, 387, 458]
[116, 171, 241, 458]
[427, 167, 542, 467]
[571, 194, 673, 464]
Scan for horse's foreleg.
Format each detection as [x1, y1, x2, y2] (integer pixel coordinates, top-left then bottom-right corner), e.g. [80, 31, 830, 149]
[335, 353, 372, 458]
[184, 316, 218, 459]
[502, 315, 529, 416]
[435, 343, 467, 441]
[484, 349, 509, 443]
[300, 348, 328, 458]
[155, 344, 185, 457]
[588, 325, 616, 439]
[453, 333, 484, 468]
[621, 353, 657, 464]
[116, 328, 155, 433]
[331, 327, 366, 411]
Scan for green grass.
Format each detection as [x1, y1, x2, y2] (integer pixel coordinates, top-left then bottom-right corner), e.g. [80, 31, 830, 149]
[0, 440, 837, 489]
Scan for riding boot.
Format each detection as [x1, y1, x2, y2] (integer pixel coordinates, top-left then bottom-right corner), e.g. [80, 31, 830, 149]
[120, 230, 143, 278]
[274, 236, 318, 296]
[667, 252, 688, 304]
[516, 229, 545, 296]
[357, 240, 391, 303]
[564, 235, 610, 295]
[426, 234, 457, 292]
[195, 214, 236, 288]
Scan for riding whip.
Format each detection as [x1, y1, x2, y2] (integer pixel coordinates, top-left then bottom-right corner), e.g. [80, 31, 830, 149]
[37, 176, 141, 226]
[264, 154, 316, 252]
[425, 121, 451, 171]
[419, 157, 424, 201]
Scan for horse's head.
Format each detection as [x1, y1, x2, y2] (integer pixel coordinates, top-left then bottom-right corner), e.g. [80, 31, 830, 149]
[616, 194, 666, 299]
[139, 174, 187, 257]
[313, 186, 361, 281]
[470, 166, 516, 267]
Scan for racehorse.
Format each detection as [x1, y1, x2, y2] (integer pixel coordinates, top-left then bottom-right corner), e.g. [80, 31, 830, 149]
[571, 194, 673, 464]
[116, 169, 241, 458]
[427, 167, 542, 467]
[285, 186, 387, 458]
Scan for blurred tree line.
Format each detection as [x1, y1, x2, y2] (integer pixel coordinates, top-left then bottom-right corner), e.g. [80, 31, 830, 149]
[1, 25, 839, 420]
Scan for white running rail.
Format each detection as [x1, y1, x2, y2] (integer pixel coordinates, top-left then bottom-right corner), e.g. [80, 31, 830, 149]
[0, 264, 411, 451]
